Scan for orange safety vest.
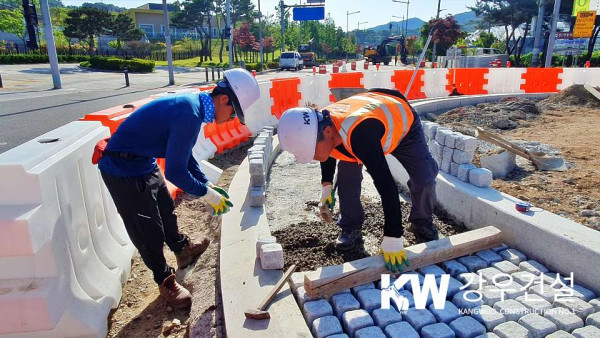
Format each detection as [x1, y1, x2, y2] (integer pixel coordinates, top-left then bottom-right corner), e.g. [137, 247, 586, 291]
[325, 92, 415, 163]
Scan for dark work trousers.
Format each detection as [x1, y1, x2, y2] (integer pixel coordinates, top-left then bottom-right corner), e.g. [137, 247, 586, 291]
[336, 116, 439, 232]
[101, 167, 187, 285]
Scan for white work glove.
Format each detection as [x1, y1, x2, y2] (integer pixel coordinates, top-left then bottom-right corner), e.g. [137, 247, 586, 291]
[380, 236, 410, 273]
[202, 186, 233, 216]
[207, 182, 229, 199]
[319, 184, 335, 222]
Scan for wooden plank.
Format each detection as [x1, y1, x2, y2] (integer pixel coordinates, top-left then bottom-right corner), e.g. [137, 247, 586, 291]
[584, 84, 600, 102]
[303, 226, 503, 298]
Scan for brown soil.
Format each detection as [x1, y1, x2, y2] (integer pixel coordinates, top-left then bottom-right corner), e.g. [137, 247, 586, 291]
[107, 145, 250, 338]
[272, 199, 467, 272]
[436, 85, 600, 231]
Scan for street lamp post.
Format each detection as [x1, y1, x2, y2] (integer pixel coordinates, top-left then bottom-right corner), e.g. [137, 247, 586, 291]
[346, 11, 360, 59]
[392, 0, 410, 37]
[392, 15, 403, 35]
[358, 21, 368, 31]
[258, 0, 264, 69]
[431, 5, 447, 65]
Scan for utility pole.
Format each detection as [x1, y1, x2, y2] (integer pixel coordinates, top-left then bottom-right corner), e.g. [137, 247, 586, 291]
[162, 0, 174, 85]
[532, 0, 547, 67]
[545, 0, 561, 67]
[346, 11, 359, 59]
[258, 0, 264, 69]
[39, 0, 60, 89]
[431, 0, 442, 65]
[280, 0, 286, 52]
[393, 0, 410, 37]
[226, 0, 233, 68]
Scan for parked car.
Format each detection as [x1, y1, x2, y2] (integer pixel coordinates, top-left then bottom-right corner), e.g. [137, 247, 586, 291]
[279, 51, 304, 71]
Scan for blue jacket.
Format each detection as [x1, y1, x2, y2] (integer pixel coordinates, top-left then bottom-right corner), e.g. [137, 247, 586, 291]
[98, 92, 216, 197]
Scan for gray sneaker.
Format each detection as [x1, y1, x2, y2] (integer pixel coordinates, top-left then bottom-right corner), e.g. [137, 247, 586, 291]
[335, 230, 364, 251]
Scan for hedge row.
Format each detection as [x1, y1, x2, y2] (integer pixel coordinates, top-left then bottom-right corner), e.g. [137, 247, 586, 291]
[0, 54, 90, 64]
[511, 51, 600, 67]
[83, 56, 155, 73]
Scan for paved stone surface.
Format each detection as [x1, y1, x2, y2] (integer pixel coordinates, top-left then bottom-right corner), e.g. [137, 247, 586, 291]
[356, 289, 382, 314]
[395, 290, 415, 309]
[312, 315, 344, 338]
[296, 286, 320, 306]
[561, 285, 596, 302]
[476, 250, 503, 265]
[443, 276, 465, 299]
[304, 299, 334, 325]
[529, 283, 560, 303]
[352, 282, 375, 295]
[481, 285, 504, 306]
[588, 298, 600, 312]
[516, 294, 553, 313]
[453, 149, 475, 164]
[458, 256, 488, 272]
[354, 326, 386, 338]
[458, 272, 488, 290]
[341, 309, 374, 337]
[471, 305, 506, 331]
[479, 267, 509, 284]
[491, 244, 509, 253]
[585, 312, 600, 329]
[428, 300, 461, 324]
[572, 326, 600, 338]
[250, 186, 266, 207]
[422, 322, 456, 338]
[384, 321, 419, 338]
[493, 299, 529, 322]
[496, 280, 527, 300]
[332, 293, 361, 319]
[493, 321, 533, 338]
[519, 260, 549, 276]
[441, 260, 469, 277]
[492, 261, 521, 275]
[453, 290, 484, 310]
[456, 134, 478, 152]
[418, 264, 446, 278]
[518, 313, 558, 338]
[289, 271, 304, 291]
[474, 334, 501, 338]
[402, 308, 437, 333]
[451, 162, 460, 176]
[511, 271, 539, 287]
[553, 298, 595, 320]
[450, 315, 487, 338]
[371, 308, 403, 328]
[445, 132, 460, 148]
[546, 330, 576, 338]
[326, 335, 350, 338]
[544, 307, 584, 333]
[499, 249, 527, 265]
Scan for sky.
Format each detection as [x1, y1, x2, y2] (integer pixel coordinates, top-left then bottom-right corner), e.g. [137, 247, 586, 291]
[61, 0, 477, 30]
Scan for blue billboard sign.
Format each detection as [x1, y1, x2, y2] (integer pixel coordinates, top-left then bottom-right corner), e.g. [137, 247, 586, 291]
[293, 7, 325, 21]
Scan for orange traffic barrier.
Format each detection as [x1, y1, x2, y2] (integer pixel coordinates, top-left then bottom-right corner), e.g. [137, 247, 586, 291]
[313, 66, 317, 75]
[319, 65, 327, 74]
[204, 118, 252, 153]
[507, 61, 511, 68]
[364, 62, 369, 70]
[585, 61, 591, 68]
[333, 66, 339, 74]
[270, 78, 302, 119]
[351, 61, 356, 71]
[252, 70, 257, 77]
[376, 63, 380, 70]
[445, 68, 489, 95]
[192, 84, 217, 92]
[433, 62, 437, 68]
[328, 72, 364, 102]
[391, 70, 426, 100]
[520, 68, 563, 93]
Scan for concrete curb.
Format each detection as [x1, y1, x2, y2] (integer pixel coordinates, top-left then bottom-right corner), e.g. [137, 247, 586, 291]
[219, 134, 312, 337]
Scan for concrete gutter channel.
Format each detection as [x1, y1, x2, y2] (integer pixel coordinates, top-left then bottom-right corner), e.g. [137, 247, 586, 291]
[219, 93, 600, 337]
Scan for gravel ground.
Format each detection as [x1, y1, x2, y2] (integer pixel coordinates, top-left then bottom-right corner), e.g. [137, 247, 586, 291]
[266, 151, 466, 272]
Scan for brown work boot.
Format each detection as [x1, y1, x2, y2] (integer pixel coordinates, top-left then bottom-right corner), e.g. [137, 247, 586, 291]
[159, 274, 192, 309]
[175, 236, 210, 269]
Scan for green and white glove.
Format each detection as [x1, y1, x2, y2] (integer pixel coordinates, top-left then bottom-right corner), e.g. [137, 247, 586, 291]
[380, 236, 410, 273]
[203, 186, 233, 216]
[319, 183, 335, 222]
[208, 182, 230, 199]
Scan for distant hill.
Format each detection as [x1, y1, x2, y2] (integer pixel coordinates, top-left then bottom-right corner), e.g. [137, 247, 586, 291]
[454, 11, 479, 32]
[366, 11, 480, 36]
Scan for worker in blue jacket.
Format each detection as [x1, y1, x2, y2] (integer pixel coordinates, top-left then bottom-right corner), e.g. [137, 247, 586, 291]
[98, 68, 259, 309]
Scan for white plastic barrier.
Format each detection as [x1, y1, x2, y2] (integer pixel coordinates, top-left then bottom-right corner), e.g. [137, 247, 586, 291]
[0, 121, 134, 337]
[558, 68, 600, 90]
[363, 70, 394, 90]
[486, 68, 526, 94]
[422, 68, 450, 98]
[244, 80, 278, 135]
[299, 74, 332, 108]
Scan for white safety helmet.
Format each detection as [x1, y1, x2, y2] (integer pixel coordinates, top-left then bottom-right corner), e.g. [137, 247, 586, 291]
[278, 107, 319, 163]
[219, 68, 260, 124]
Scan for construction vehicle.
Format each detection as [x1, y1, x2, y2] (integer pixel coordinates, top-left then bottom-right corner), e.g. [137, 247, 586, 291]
[364, 35, 407, 65]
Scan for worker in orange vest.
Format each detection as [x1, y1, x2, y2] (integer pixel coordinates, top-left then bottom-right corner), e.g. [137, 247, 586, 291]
[277, 89, 439, 273]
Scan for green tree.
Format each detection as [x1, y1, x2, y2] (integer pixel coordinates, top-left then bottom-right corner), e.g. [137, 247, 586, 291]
[63, 7, 112, 55]
[0, 9, 26, 46]
[474, 31, 498, 48]
[171, 0, 214, 62]
[109, 13, 144, 51]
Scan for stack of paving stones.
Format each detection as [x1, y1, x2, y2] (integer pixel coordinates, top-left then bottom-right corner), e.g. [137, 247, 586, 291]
[422, 121, 493, 188]
[255, 235, 284, 270]
[290, 244, 600, 338]
[248, 127, 274, 207]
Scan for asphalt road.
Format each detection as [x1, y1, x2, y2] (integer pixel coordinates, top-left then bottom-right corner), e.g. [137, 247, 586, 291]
[0, 61, 405, 154]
